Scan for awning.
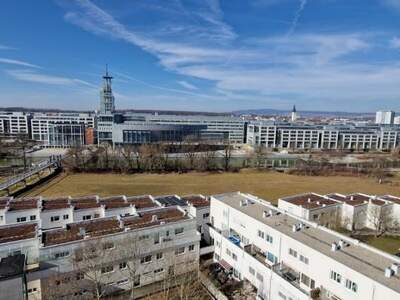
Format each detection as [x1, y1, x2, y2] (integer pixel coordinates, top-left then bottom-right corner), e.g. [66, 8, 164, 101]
[219, 259, 233, 271]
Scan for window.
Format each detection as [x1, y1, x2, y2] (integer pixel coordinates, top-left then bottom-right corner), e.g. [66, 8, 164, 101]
[156, 252, 163, 260]
[214, 253, 220, 261]
[76, 272, 84, 280]
[27, 288, 38, 294]
[54, 251, 70, 259]
[101, 265, 114, 274]
[265, 234, 273, 243]
[278, 291, 287, 300]
[300, 255, 309, 265]
[175, 227, 184, 235]
[232, 253, 238, 261]
[175, 247, 185, 255]
[82, 215, 91, 220]
[289, 248, 297, 258]
[141, 255, 152, 264]
[30, 215, 36, 221]
[256, 273, 264, 282]
[139, 234, 150, 240]
[63, 214, 69, 220]
[189, 244, 195, 252]
[257, 230, 264, 239]
[17, 217, 27, 222]
[345, 279, 358, 292]
[226, 248, 231, 256]
[154, 268, 164, 274]
[249, 267, 255, 276]
[301, 273, 310, 286]
[203, 213, 210, 219]
[119, 262, 127, 269]
[51, 216, 60, 222]
[330, 271, 341, 283]
[134, 275, 140, 287]
[103, 242, 114, 250]
[266, 252, 277, 264]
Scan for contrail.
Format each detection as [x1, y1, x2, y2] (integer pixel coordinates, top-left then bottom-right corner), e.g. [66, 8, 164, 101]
[287, 0, 307, 36]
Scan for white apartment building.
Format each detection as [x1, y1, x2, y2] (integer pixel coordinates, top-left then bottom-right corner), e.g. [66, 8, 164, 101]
[0, 111, 30, 136]
[278, 192, 400, 231]
[30, 112, 95, 146]
[0, 195, 202, 300]
[209, 192, 400, 300]
[247, 122, 400, 151]
[376, 111, 395, 125]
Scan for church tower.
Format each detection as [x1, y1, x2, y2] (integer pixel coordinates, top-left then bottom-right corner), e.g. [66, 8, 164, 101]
[99, 65, 115, 115]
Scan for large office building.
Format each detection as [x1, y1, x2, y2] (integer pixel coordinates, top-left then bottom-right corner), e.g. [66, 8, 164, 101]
[209, 192, 400, 300]
[30, 112, 95, 147]
[0, 111, 30, 137]
[247, 122, 400, 151]
[0, 194, 206, 299]
[376, 111, 395, 125]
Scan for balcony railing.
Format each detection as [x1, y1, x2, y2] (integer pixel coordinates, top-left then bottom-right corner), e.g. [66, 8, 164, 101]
[272, 263, 310, 296]
[243, 244, 271, 268]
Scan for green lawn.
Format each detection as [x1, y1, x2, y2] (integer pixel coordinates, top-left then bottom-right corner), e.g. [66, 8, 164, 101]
[358, 235, 400, 255]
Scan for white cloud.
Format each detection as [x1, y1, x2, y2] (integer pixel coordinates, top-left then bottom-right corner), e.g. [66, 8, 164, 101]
[383, 0, 400, 10]
[287, 0, 307, 36]
[60, 0, 400, 110]
[390, 37, 400, 48]
[0, 58, 40, 68]
[0, 44, 16, 50]
[177, 80, 198, 90]
[5, 69, 95, 86]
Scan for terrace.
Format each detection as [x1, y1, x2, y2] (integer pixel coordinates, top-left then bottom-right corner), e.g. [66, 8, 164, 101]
[182, 195, 209, 208]
[70, 196, 100, 210]
[122, 208, 188, 230]
[8, 198, 39, 211]
[126, 195, 157, 209]
[272, 263, 310, 296]
[41, 197, 70, 211]
[281, 193, 338, 209]
[243, 244, 271, 268]
[0, 223, 37, 244]
[100, 196, 130, 209]
[42, 217, 122, 246]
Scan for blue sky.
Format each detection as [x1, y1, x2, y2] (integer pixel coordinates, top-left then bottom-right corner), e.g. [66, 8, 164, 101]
[1, 0, 400, 112]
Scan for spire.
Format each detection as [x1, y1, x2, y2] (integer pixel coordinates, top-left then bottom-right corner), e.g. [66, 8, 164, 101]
[292, 105, 297, 113]
[106, 64, 108, 77]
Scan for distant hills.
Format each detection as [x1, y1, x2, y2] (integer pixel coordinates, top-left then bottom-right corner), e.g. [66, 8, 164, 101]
[232, 108, 376, 118]
[0, 106, 377, 118]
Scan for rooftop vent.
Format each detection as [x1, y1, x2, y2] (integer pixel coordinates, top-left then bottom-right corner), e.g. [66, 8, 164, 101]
[78, 227, 86, 237]
[307, 198, 311, 203]
[331, 242, 338, 252]
[263, 211, 271, 218]
[240, 199, 248, 207]
[350, 196, 354, 201]
[385, 267, 394, 278]
[391, 263, 400, 275]
[292, 224, 298, 232]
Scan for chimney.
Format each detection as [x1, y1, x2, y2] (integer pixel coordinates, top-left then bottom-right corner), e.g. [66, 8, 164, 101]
[292, 224, 298, 232]
[307, 198, 311, 203]
[151, 215, 158, 222]
[316, 201, 320, 205]
[240, 199, 248, 207]
[350, 196, 354, 201]
[338, 240, 345, 248]
[331, 242, 338, 252]
[263, 211, 270, 218]
[385, 267, 394, 278]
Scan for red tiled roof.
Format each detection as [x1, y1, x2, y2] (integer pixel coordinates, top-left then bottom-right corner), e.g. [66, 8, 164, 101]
[100, 196, 130, 209]
[71, 196, 100, 210]
[42, 197, 70, 211]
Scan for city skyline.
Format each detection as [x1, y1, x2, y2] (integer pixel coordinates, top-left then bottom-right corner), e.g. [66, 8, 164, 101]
[1, 1, 400, 112]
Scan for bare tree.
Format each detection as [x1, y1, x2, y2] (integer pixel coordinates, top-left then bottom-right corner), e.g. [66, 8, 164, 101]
[222, 140, 233, 171]
[366, 204, 394, 237]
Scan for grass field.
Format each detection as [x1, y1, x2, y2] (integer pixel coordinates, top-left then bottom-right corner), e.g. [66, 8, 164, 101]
[357, 235, 400, 255]
[26, 169, 400, 203]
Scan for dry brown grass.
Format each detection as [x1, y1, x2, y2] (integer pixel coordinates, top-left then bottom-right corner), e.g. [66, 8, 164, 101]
[25, 169, 400, 203]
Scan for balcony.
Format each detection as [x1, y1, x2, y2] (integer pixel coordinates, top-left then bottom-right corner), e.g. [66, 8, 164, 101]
[272, 263, 310, 296]
[243, 244, 271, 268]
